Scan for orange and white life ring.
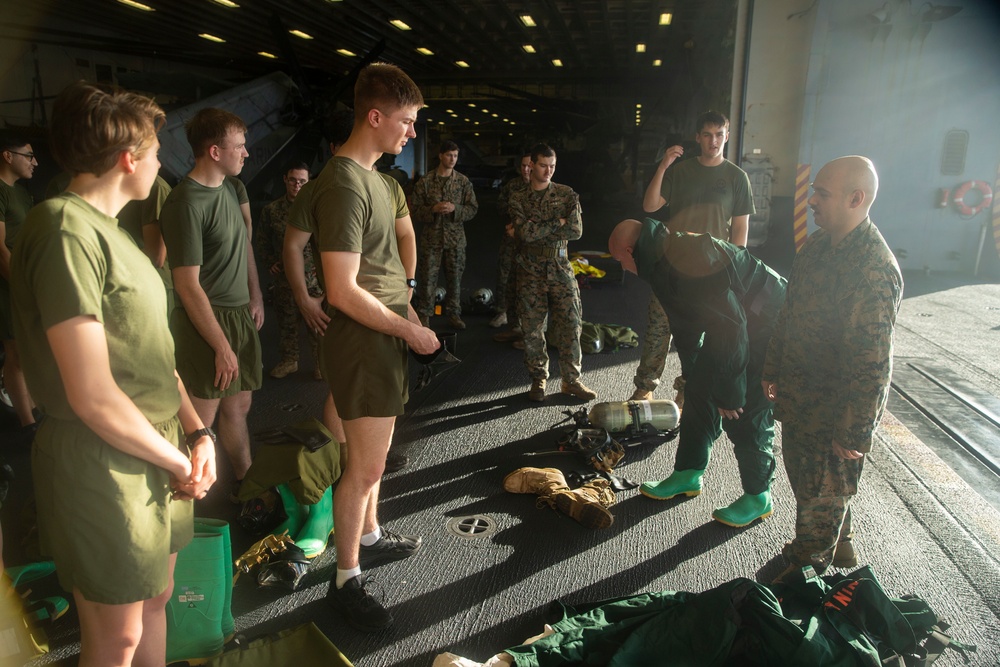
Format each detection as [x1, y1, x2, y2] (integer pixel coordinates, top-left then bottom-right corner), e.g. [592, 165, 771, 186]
[952, 180, 993, 216]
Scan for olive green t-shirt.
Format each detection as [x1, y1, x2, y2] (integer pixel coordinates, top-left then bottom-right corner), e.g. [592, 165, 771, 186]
[0, 180, 34, 250]
[287, 179, 326, 288]
[312, 157, 409, 310]
[659, 158, 754, 241]
[10, 193, 180, 423]
[118, 175, 171, 247]
[160, 176, 250, 308]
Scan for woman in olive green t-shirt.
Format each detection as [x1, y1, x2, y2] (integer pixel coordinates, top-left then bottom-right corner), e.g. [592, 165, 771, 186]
[10, 83, 217, 667]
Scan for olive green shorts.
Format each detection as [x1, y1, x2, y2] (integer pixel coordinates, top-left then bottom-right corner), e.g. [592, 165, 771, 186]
[171, 304, 262, 399]
[32, 415, 194, 604]
[322, 307, 408, 420]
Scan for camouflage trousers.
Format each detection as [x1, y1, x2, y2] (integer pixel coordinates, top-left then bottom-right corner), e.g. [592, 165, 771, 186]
[783, 500, 854, 574]
[493, 233, 518, 322]
[515, 254, 582, 383]
[415, 227, 466, 318]
[634, 295, 682, 395]
[273, 275, 320, 364]
[781, 418, 862, 573]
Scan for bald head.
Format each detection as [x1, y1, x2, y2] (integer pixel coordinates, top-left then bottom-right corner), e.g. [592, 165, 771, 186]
[609, 219, 643, 274]
[809, 155, 879, 244]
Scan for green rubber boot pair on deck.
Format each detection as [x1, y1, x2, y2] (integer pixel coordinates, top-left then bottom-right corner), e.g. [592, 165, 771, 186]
[641, 470, 772, 528]
[275, 484, 335, 559]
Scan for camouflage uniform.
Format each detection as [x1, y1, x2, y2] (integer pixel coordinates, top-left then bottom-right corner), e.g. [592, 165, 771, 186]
[510, 182, 584, 383]
[636, 158, 754, 394]
[634, 219, 785, 495]
[495, 177, 528, 321]
[763, 218, 902, 573]
[412, 170, 478, 318]
[258, 196, 321, 365]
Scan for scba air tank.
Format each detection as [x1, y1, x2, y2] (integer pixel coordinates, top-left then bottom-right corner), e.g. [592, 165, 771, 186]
[588, 400, 680, 434]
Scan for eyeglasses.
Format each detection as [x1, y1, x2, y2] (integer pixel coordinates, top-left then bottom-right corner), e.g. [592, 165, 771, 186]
[286, 178, 308, 186]
[8, 151, 36, 161]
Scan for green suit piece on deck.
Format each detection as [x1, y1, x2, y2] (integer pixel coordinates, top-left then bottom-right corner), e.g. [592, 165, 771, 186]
[11, 193, 192, 604]
[633, 218, 784, 495]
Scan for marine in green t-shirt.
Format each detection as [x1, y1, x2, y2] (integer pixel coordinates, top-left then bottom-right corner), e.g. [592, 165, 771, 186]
[0, 133, 39, 431]
[158, 108, 262, 486]
[632, 111, 755, 405]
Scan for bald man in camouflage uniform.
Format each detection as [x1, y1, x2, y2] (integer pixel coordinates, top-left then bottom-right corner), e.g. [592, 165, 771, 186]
[763, 156, 902, 579]
[258, 163, 320, 379]
[510, 144, 596, 402]
[412, 140, 478, 329]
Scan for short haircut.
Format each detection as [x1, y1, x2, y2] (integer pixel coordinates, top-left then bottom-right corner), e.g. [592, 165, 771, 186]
[530, 143, 555, 162]
[439, 140, 459, 154]
[185, 107, 247, 158]
[49, 81, 164, 177]
[354, 63, 423, 123]
[325, 108, 354, 147]
[696, 110, 729, 133]
[285, 161, 310, 174]
[0, 130, 30, 153]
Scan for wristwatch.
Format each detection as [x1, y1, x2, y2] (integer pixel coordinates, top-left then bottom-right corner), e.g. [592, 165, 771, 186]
[405, 278, 417, 288]
[185, 427, 217, 446]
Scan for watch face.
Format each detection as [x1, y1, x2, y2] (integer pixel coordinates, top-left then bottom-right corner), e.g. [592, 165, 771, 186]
[406, 279, 417, 288]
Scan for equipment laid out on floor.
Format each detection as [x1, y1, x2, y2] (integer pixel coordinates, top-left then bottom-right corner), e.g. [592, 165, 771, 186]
[434, 565, 976, 666]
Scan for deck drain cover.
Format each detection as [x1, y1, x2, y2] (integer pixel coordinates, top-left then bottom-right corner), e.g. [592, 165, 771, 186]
[446, 515, 497, 540]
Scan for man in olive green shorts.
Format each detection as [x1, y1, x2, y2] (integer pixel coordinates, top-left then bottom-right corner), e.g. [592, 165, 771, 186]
[161, 108, 265, 497]
[313, 63, 439, 633]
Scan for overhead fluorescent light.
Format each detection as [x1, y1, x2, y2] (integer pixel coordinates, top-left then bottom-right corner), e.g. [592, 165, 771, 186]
[491, 113, 498, 117]
[337, 48, 356, 57]
[519, 14, 536, 27]
[209, 0, 239, 7]
[551, 59, 563, 67]
[199, 33, 226, 42]
[390, 19, 411, 30]
[481, 108, 489, 113]
[636, 43, 646, 53]
[455, 60, 470, 68]
[659, 12, 673, 25]
[522, 44, 536, 53]
[289, 29, 313, 39]
[445, 109, 454, 113]
[653, 59, 662, 66]
[416, 47, 434, 55]
[117, 0, 155, 10]
[258, 51, 277, 59]
[467, 102, 476, 107]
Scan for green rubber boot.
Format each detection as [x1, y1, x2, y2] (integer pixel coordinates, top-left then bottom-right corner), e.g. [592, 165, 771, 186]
[712, 490, 773, 527]
[193, 518, 235, 640]
[294, 486, 335, 559]
[272, 483, 307, 539]
[166, 531, 225, 665]
[639, 469, 704, 501]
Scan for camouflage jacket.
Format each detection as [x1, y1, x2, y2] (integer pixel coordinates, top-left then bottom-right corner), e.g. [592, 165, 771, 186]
[258, 195, 319, 291]
[411, 170, 478, 230]
[763, 219, 902, 452]
[509, 182, 582, 249]
[497, 177, 528, 222]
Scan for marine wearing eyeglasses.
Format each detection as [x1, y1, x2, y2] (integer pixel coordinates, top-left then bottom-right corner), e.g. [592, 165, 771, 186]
[0, 130, 39, 438]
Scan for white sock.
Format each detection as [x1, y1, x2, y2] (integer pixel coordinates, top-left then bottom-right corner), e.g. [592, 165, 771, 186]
[336, 567, 361, 588]
[360, 526, 382, 547]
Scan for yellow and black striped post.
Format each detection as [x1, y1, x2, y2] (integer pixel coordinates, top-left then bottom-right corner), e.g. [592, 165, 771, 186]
[794, 163, 811, 252]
